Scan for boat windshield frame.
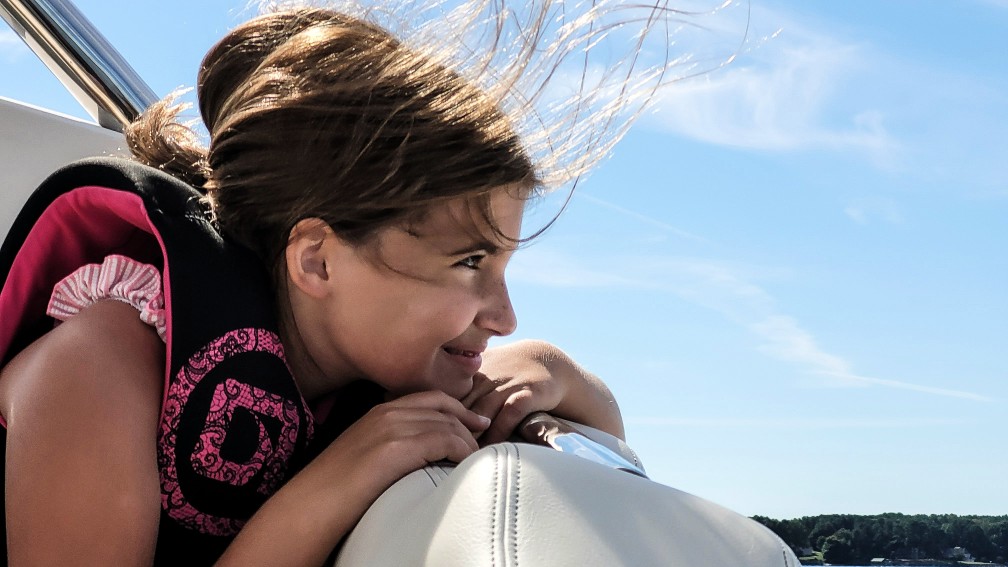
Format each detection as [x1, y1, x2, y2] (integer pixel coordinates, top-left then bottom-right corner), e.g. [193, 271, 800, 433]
[0, 0, 157, 131]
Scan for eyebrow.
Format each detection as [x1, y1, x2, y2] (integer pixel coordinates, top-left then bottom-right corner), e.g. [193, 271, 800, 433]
[402, 226, 512, 257]
[447, 240, 501, 257]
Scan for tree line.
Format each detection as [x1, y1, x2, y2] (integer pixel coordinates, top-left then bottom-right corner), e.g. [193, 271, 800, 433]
[752, 513, 1008, 565]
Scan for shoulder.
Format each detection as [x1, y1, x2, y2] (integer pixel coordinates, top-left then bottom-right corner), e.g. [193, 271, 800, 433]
[0, 300, 164, 423]
[0, 300, 164, 564]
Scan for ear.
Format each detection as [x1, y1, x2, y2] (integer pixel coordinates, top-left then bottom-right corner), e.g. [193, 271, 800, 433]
[285, 218, 335, 299]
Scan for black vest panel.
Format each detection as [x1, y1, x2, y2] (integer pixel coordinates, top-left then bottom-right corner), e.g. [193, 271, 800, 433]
[0, 158, 382, 565]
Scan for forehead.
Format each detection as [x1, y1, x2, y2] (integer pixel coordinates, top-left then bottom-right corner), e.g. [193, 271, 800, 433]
[403, 187, 528, 250]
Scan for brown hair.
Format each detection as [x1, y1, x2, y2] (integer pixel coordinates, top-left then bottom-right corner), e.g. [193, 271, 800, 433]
[127, 8, 536, 272]
[127, 1, 740, 276]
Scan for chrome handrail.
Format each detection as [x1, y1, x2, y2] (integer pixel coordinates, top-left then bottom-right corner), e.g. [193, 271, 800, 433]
[0, 0, 158, 131]
[519, 412, 648, 478]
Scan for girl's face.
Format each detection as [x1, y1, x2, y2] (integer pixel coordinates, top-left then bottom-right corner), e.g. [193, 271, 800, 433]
[298, 188, 524, 400]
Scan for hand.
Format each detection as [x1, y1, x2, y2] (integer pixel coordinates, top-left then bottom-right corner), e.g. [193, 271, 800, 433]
[330, 390, 491, 489]
[461, 339, 625, 445]
[218, 390, 490, 566]
[462, 354, 565, 445]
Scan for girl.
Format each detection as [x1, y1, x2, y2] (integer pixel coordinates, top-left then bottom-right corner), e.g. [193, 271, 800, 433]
[0, 1, 691, 565]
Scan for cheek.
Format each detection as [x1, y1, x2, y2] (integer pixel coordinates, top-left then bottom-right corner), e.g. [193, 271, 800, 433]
[399, 294, 473, 340]
[432, 289, 482, 330]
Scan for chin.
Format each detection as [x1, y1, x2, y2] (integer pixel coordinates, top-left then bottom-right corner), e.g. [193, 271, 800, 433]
[438, 374, 475, 400]
[380, 368, 472, 400]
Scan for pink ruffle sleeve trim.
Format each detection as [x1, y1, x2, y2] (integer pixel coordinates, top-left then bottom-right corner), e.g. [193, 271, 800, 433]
[46, 254, 167, 342]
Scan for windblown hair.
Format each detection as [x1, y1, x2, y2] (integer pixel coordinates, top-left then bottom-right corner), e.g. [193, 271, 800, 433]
[126, 0, 740, 269]
[128, 7, 534, 269]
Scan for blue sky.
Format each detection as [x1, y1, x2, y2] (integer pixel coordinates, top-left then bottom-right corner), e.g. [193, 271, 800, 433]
[2, 1, 1006, 519]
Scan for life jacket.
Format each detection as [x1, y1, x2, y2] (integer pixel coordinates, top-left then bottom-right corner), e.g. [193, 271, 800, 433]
[0, 157, 380, 565]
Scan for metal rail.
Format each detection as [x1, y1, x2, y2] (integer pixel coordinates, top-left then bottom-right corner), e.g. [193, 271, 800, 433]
[0, 0, 158, 131]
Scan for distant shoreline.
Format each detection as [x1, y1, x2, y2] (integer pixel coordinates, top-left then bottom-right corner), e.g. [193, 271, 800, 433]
[798, 563, 1007, 567]
[794, 556, 1008, 560]
[751, 513, 1008, 566]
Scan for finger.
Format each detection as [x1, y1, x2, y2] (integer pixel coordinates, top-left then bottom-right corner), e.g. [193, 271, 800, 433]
[362, 407, 482, 464]
[389, 390, 491, 432]
[370, 403, 488, 444]
[481, 389, 539, 445]
[410, 429, 479, 464]
[467, 388, 509, 425]
[435, 411, 482, 454]
[459, 372, 498, 408]
[399, 414, 482, 462]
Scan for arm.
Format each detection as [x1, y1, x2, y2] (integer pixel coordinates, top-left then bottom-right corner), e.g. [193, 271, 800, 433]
[0, 300, 164, 565]
[1, 302, 489, 567]
[214, 391, 490, 567]
[3, 311, 608, 566]
[463, 339, 624, 445]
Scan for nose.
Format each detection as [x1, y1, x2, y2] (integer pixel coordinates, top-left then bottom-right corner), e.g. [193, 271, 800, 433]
[477, 279, 517, 337]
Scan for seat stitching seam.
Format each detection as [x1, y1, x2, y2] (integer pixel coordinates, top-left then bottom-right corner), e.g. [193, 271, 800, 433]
[511, 444, 521, 567]
[491, 446, 500, 567]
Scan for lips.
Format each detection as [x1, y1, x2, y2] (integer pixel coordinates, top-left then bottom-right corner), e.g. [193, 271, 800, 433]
[442, 346, 481, 358]
[442, 345, 484, 374]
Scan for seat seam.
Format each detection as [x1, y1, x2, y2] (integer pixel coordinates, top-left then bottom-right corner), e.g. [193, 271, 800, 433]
[511, 444, 521, 567]
[491, 446, 500, 567]
[431, 464, 449, 484]
[422, 467, 437, 486]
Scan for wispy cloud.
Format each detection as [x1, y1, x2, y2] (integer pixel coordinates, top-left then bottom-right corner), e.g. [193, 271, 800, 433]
[510, 246, 994, 402]
[577, 193, 708, 242]
[651, 46, 895, 155]
[750, 315, 850, 375]
[751, 315, 994, 402]
[645, 4, 898, 159]
[643, 3, 1008, 191]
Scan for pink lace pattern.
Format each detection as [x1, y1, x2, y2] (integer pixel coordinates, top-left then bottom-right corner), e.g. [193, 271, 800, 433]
[47, 254, 167, 341]
[159, 328, 311, 536]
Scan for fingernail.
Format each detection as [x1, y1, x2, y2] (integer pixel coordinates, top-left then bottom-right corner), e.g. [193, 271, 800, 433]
[477, 415, 491, 428]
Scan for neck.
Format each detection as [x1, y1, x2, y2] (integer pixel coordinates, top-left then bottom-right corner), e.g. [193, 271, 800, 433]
[277, 289, 335, 403]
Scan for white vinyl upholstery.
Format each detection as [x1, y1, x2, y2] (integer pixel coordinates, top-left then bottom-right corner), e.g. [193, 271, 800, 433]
[335, 443, 800, 567]
[0, 97, 124, 242]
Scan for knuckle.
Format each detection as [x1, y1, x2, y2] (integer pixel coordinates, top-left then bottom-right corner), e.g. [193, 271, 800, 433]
[415, 390, 442, 404]
[504, 390, 535, 413]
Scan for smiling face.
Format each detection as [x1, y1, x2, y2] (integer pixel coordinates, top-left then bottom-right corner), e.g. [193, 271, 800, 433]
[284, 187, 525, 400]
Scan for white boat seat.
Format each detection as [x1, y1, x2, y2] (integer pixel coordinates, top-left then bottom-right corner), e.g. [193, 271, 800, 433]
[334, 429, 799, 567]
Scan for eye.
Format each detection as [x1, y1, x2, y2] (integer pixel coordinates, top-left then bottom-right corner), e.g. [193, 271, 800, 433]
[455, 254, 486, 270]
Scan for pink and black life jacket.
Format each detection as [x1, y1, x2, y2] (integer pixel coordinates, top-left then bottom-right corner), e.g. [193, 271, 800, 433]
[0, 157, 380, 565]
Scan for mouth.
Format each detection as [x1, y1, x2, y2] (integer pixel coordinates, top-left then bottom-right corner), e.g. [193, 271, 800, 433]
[442, 346, 482, 358]
[441, 345, 484, 374]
